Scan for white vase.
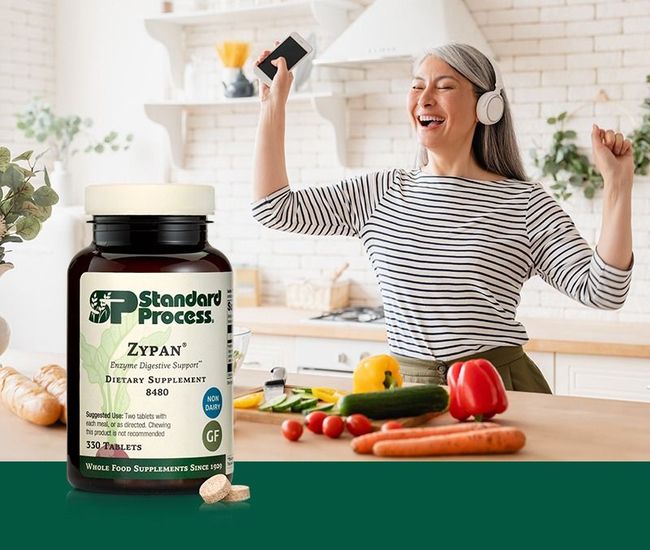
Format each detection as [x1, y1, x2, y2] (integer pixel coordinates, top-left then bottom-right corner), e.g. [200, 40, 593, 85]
[0, 263, 13, 355]
[51, 160, 74, 206]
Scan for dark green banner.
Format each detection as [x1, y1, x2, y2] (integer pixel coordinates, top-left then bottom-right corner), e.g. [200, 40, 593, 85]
[0, 462, 647, 548]
[80, 455, 226, 479]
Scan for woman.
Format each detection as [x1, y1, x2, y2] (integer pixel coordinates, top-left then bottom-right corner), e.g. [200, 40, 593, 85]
[251, 42, 634, 393]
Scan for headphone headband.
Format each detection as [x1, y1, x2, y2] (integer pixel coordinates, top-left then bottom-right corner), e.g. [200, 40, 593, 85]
[488, 56, 503, 93]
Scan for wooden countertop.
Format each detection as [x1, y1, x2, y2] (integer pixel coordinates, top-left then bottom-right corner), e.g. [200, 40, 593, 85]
[1, 352, 649, 461]
[235, 306, 650, 358]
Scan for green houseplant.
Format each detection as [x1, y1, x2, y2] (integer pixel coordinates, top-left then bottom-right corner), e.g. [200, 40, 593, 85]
[532, 111, 603, 201]
[0, 146, 59, 354]
[533, 75, 650, 201]
[0, 146, 59, 270]
[15, 99, 133, 205]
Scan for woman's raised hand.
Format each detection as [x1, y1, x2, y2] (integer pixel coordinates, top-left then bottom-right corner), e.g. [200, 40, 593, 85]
[591, 124, 634, 193]
[255, 41, 294, 107]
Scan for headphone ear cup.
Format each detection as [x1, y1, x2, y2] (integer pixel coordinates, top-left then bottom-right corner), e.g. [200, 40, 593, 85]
[476, 91, 504, 125]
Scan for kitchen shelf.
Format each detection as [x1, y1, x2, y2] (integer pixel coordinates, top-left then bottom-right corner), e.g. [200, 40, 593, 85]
[144, 0, 359, 90]
[144, 91, 353, 167]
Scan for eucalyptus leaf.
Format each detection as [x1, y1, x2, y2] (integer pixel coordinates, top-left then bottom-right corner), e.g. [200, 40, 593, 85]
[12, 150, 33, 162]
[0, 147, 10, 172]
[0, 201, 11, 216]
[33, 185, 59, 206]
[15, 215, 41, 240]
[29, 204, 52, 222]
[17, 166, 35, 178]
[0, 165, 24, 190]
[1, 235, 22, 244]
[43, 166, 51, 187]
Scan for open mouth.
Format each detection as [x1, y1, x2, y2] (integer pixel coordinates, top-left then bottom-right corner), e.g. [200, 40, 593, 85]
[417, 115, 445, 128]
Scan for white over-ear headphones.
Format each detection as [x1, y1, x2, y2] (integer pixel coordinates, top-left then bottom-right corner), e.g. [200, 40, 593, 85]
[476, 57, 504, 125]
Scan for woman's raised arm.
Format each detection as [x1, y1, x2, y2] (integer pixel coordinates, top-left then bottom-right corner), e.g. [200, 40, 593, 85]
[253, 50, 293, 201]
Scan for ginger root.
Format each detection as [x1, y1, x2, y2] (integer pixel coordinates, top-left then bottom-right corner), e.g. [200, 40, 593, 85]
[34, 364, 67, 424]
[0, 366, 61, 426]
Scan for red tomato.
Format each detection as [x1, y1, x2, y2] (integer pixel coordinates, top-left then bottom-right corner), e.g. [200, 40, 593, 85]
[381, 421, 403, 432]
[281, 419, 303, 441]
[345, 414, 373, 436]
[322, 415, 345, 439]
[304, 411, 328, 434]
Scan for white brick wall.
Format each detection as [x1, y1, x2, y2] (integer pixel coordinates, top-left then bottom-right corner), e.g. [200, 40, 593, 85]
[0, 0, 56, 157]
[175, 0, 649, 323]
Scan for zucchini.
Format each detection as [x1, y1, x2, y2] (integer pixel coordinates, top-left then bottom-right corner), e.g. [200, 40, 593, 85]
[337, 385, 448, 419]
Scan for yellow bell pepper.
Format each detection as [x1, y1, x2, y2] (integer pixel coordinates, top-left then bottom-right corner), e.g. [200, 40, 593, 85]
[352, 354, 403, 393]
[234, 391, 264, 409]
[311, 387, 345, 404]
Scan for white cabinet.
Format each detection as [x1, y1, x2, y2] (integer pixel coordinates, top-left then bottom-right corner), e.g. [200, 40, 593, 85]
[241, 334, 296, 373]
[241, 333, 650, 402]
[555, 353, 650, 402]
[526, 351, 555, 392]
[295, 337, 388, 377]
[242, 333, 387, 377]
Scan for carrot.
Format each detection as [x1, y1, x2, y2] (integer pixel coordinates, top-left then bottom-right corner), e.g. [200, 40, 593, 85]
[373, 427, 526, 457]
[351, 422, 498, 454]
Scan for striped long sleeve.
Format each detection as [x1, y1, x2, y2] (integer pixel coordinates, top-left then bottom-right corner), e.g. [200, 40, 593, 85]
[250, 169, 634, 362]
[251, 170, 395, 236]
[526, 182, 632, 310]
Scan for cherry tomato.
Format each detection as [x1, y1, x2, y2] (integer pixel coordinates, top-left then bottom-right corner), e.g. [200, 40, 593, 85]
[322, 415, 345, 439]
[304, 411, 328, 434]
[345, 414, 373, 436]
[381, 421, 403, 432]
[281, 419, 303, 441]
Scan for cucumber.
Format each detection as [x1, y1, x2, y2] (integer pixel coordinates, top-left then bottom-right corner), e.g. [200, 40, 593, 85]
[302, 403, 335, 415]
[272, 395, 303, 412]
[292, 397, 318, 412]
[259, 395, 287, 411]
[337, 385, 448, 419]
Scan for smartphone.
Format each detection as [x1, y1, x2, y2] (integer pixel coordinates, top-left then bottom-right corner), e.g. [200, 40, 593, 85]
[253, 32, 313, 87]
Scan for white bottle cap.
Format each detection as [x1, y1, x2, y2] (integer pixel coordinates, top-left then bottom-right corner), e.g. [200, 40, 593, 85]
[85, 184, 215, 215]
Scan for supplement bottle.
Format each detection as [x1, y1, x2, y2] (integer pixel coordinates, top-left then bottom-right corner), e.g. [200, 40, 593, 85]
[67, 184, 233, 493]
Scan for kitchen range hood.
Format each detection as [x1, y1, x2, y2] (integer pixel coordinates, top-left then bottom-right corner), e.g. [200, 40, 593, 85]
[314, 0, 494, 67]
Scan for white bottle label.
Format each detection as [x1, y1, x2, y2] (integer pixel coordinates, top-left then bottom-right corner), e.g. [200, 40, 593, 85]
[78, 272, 233, 480]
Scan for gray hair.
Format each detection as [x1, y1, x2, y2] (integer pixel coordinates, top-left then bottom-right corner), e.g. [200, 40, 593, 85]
[413, 43, 527, 182]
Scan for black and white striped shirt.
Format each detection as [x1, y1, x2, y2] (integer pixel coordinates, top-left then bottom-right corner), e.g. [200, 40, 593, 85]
[251, 169, 633, 362]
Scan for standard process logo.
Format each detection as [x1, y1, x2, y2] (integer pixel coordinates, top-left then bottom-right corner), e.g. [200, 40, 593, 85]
[89, 290, 221, 325]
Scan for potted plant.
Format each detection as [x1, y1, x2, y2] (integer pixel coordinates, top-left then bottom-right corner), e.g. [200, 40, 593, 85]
[533, 74, 650, 201]
[0, 146, 59, 354]
[15, 99, 133, 205]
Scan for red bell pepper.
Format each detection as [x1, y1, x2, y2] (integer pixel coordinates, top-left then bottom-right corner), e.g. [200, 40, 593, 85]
[446, 358, 508, 422]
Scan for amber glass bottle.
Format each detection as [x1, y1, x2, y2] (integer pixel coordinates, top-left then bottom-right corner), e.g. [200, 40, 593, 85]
[67, 185, 233, 493]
